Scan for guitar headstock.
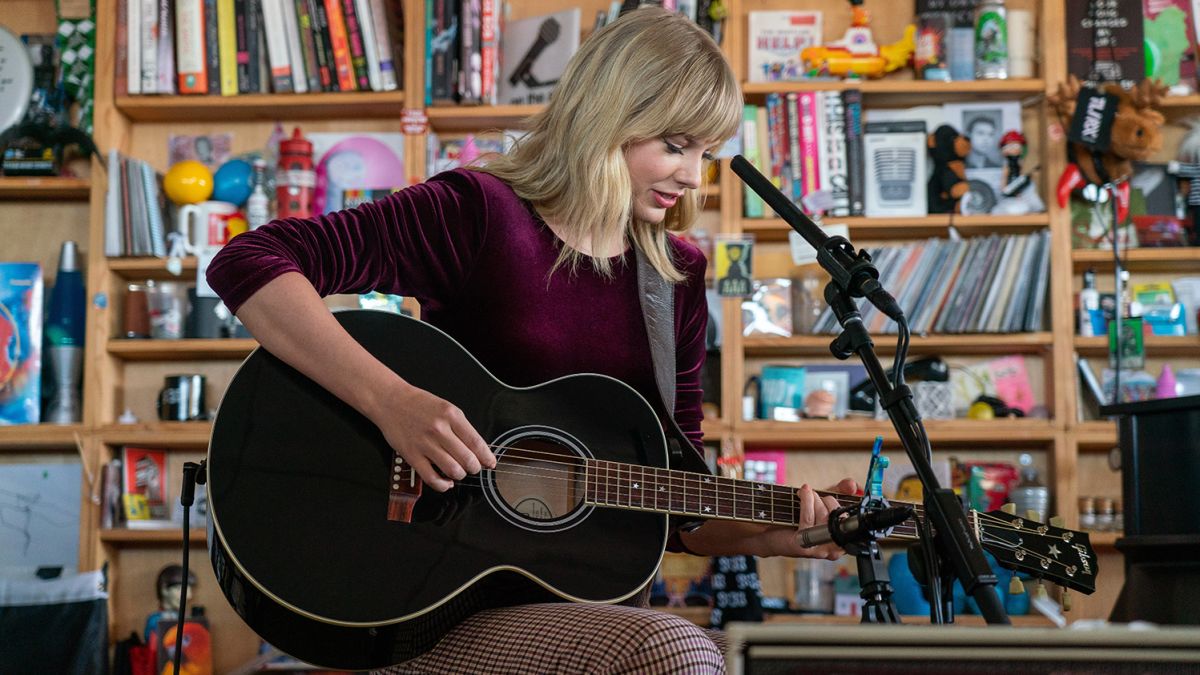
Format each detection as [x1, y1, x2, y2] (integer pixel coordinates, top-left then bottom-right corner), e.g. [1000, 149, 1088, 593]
[977, 508, 1097, 595]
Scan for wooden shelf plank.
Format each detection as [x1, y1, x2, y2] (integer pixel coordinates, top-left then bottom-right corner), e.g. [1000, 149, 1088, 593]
[741, 79, 1045, 97]
[106, 257, 198, 281]
[1075, 335, 1200, 358]
[737, 419, 1056, 448]
[1087, 531, 1122, 548]
[0, 424, 86, 450]
[100, 528, 206, 544]
[115, 91, 406, 122]
[744, 332, 1053, 357]
[98, 423, 213, 448]
[1073, 420, 1117, 450]
[108, 338, 257, 361]
[1072, 247, 1200, 271]
[426, 104, 541, 131]
[0, 177, 91, 200]
[742, 214, 1050, 241]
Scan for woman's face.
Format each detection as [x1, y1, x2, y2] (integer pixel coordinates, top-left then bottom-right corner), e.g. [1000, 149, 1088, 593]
[623, 134, 715, 223]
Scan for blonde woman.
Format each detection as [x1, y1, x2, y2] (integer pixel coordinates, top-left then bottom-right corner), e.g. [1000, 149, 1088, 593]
[208, 7, 854, 671]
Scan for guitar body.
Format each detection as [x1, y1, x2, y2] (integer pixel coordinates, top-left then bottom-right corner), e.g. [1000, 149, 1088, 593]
[207, 310, 673, 670]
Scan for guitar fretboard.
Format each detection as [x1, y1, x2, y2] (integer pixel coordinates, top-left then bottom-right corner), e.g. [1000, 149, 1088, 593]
[583, 459, 933, 539]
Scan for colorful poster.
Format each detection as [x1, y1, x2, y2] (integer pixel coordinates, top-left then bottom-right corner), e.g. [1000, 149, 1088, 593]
[0, 263, 42, 424]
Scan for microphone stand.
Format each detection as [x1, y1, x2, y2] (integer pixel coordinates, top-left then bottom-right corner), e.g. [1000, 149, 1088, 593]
[730, 156, 1010, 625]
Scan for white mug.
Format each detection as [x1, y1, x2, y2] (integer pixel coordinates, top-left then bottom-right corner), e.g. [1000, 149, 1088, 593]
[177, 200, 242, 254]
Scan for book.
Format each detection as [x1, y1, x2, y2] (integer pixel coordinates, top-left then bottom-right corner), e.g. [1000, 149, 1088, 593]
[746, 10, 822, 82]
[499, 7, 580, 105]
[0, 263, 43, 424]
[121, 447, 170, 526]
[1066, 0, 1143, 89]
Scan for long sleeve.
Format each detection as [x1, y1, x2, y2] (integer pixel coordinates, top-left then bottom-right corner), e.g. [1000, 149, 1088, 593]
[207, 169, 490, 313]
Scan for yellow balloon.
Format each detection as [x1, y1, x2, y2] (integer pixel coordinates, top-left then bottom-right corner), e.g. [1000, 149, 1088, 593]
[163, 160, 214, 205]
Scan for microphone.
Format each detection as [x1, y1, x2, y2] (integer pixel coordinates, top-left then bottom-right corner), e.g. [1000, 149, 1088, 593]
[798, 505, 914, 548]
[510, 17, 561, 87]
[729, 155, 904, 322]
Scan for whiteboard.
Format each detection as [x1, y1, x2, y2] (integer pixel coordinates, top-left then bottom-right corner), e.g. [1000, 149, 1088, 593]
[0, 463, 81, 578]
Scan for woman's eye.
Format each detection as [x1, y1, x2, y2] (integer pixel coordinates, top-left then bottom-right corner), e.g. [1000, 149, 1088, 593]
[664, 140, 684, 154]
[702, 151, 715, 161]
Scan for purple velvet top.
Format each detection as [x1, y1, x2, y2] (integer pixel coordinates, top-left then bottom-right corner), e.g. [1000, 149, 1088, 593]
[206, 168, 710, 459]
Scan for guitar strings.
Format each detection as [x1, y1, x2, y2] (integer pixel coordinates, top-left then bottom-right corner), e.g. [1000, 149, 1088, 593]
[389, 444, 1082, 564]
[436, 442, 1068, 537]
[408, 469, 1082, 580]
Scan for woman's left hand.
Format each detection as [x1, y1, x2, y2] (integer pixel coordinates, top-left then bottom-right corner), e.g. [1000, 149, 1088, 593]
[757, 478, 860, 560]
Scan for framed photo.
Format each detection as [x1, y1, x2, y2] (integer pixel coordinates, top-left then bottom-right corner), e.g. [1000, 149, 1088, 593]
[942, 101, 1022, 203]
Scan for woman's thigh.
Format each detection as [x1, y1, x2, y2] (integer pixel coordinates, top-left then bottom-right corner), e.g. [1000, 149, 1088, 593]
[376, 603, 725, 674]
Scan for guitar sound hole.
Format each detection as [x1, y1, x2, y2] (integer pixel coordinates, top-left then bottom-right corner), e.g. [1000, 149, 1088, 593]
[494, 440, 585, 522]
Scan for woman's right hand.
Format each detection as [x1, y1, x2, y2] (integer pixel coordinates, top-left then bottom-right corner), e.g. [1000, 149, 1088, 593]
[371, 381, 496, 492]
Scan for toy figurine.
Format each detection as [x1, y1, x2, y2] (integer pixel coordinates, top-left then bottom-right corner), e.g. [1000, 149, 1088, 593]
[1050, 75, 1168, 224]
[992, 130, 1046, 215]
[927, 124, 971, 214]
[801, 0, 915, 79]
[144, 564, 197, 644]
[1166, 116, 1200, 246]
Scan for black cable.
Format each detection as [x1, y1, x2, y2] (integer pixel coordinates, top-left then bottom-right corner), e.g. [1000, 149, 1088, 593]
[1110, 187, 1124, 405]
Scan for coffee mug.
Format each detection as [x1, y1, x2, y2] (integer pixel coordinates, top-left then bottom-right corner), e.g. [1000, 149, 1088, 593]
[158, 374, 207, 421]
[177, 200, 243, 254]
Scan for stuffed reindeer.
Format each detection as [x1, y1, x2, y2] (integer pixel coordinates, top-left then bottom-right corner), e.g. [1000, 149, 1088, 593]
[1050, 75, 1168, 223]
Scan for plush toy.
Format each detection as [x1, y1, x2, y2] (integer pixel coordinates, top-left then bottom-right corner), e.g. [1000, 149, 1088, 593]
[1050, 75, 1168, 223]
[927, 124, 971, 214]
[992, 130, 1046, 215]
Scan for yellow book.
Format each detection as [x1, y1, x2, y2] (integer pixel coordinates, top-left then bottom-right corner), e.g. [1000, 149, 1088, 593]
[218, 0, 238, 95]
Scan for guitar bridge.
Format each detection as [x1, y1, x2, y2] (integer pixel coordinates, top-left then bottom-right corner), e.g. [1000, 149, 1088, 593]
[387, 454, 422, 523]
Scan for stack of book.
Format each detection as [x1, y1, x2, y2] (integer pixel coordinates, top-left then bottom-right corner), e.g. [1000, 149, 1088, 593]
[118, 0, 402, 96]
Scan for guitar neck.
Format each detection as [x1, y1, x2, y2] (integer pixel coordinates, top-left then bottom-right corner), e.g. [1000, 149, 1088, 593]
[583, 459, 957, 543]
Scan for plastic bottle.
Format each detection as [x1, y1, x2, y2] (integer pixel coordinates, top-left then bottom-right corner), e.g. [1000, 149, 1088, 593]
[277, 127, 314, 219]
[1008, 453, 1049, 522]
[246, 158, 270, 230]
[1079, 267, 1099, 337]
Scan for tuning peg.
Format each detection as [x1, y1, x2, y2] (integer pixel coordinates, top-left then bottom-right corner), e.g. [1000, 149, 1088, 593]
[1049, 516, 1065, 528]
[1009, 576, 1025, 595]
[1062, 587, 1072, 612]
[1002, 503, 1017, 515]
[1026, 509, 1041, 523]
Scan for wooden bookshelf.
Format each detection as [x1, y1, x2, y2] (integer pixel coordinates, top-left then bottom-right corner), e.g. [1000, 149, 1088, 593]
[99, 528, 206, 544]
[98, 423, 213, 448]
[106, 257, 199, 281]
[426, 104, 541, 131]
[1072, 247, 1200, 271]
[740, 78, 1046, 98]
[737, 419, 1057, 448]
[107, 337, 257, 361]
[0, 176, 91, 201]
[115, 91, 406, 122]
[1088, 531, 1122, 548]
[743, 332, 1053, 357]
[1074, 335, 1200, 358]
[1073, 420, 1118, 450]
[742, 214, 1051, 240]
[0, 424, 86, 451]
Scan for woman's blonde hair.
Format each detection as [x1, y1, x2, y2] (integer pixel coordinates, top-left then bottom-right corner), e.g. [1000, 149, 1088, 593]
[479, 6, 741, 282]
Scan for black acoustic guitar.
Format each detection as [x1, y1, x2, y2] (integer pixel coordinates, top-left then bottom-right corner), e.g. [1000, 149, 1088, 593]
[207, 310, 1096, 670]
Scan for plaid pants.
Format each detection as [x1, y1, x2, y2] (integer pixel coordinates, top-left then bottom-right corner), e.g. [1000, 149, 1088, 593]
[375, 603, 727, 674]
